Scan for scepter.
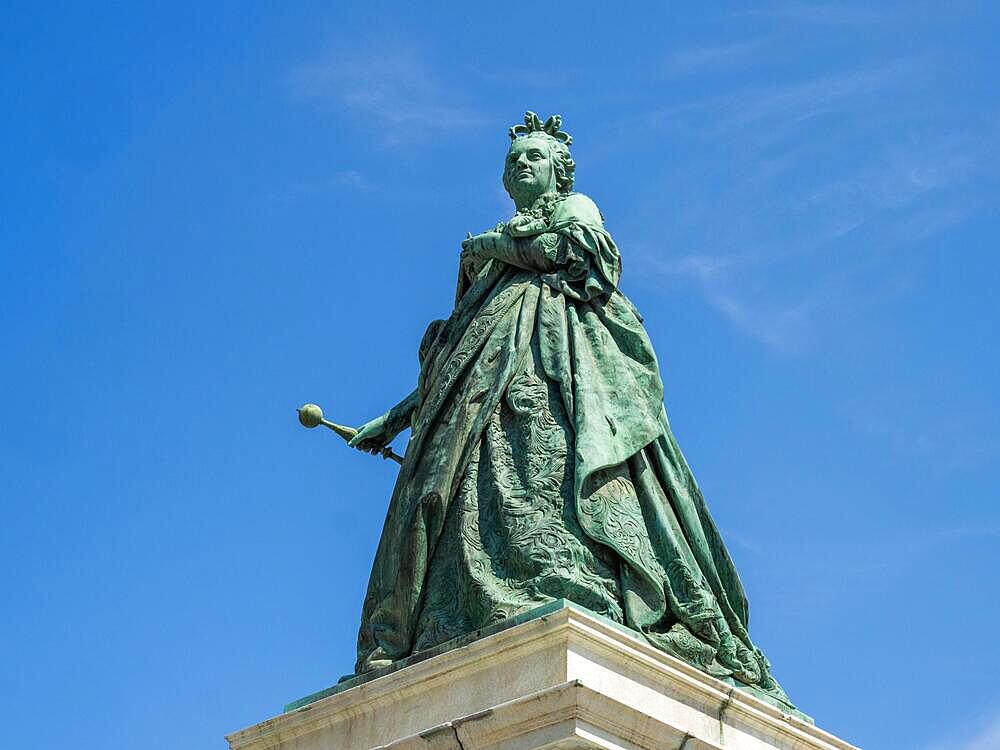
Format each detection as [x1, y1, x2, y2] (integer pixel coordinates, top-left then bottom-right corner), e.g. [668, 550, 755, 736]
[297, 403, 404, 465]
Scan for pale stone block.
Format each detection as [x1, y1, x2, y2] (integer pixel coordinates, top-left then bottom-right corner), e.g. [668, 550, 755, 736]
[227, 603, 859, 750]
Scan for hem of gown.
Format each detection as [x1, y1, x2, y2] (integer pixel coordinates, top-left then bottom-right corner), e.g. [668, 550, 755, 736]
[718, 676, 813, 724]
[286, 599, 809, 724]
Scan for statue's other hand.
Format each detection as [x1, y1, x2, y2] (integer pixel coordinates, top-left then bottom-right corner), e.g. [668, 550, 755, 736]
[348, 413, 391, 455]
[461, 231, 507, 259]
[461, 234, 497, 279]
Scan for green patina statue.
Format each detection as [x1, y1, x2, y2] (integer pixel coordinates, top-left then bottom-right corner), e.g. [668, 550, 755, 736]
[336, 112, 796, 712]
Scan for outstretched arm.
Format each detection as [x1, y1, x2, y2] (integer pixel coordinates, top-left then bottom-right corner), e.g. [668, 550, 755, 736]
[347, 388, 419, 455]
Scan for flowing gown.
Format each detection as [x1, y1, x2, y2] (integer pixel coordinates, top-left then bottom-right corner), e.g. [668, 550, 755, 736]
[354, 192, 795, 711]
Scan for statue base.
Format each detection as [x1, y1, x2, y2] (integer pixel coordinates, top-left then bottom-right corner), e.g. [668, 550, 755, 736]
[226, 602, 859, 750]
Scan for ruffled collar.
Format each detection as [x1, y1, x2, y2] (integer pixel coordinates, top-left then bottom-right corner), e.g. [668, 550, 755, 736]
[514, 191, 569, 223]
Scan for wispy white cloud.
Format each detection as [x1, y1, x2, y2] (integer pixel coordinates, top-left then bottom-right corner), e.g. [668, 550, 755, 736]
[642, 60, 914, 137]
[924, 710, 1000, 750]
[630, 55, 997, 353]
[720, 527, 767, 556]
[742, 517, 1000, 621]
[840, 389, 1000, 470]
[290, 44, 487, 145]
[329, 170, 376, 192]
[266, 169, 381, 206]
[640, 251, 819, 353]
[773, 522, 1000, 584]
[789, 134, 984, 256]
[799, 136, 977, 214]
[734, 2, 896, 26]
[645, 251, 757, 282]
[737, 0, 980, 27]
[476, 67, 577, 89]
[712, 61, 918, 137]
[662, 38, 772, 77]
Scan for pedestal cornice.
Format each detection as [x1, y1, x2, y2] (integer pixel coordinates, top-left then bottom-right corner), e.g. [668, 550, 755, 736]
[227, 603, 859, 750]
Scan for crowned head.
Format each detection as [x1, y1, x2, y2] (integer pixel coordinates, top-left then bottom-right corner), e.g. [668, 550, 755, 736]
[502, 112, 576, 209]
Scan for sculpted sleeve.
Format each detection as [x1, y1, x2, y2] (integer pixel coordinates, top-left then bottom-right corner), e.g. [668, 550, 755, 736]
[544, 193, 622, 301]
[418, 319, 447, 367]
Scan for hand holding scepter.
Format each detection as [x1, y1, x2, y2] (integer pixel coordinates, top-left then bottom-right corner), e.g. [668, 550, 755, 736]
[297, 403, 404, 465]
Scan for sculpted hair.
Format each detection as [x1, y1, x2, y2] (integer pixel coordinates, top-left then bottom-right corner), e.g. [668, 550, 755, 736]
[503, 112, 576, 198]
[503, 133, 576, 197]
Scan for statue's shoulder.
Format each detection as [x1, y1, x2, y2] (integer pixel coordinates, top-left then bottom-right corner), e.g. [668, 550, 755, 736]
[552, 192, 605, 227]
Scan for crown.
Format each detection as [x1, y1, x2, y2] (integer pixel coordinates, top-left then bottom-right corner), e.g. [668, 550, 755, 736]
[508, 111, 573, 146]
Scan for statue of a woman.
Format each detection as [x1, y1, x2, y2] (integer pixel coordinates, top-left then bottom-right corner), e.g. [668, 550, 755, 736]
[346, 112, 795, 712]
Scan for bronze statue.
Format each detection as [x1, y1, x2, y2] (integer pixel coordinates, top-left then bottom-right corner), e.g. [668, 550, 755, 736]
[302, 112, 797, 714]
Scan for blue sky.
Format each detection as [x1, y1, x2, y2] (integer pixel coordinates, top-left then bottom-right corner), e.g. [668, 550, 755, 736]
[2, 2, 998, 748]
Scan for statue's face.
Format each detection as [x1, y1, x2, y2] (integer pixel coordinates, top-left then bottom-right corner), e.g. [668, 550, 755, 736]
[504, 136, 557, 206]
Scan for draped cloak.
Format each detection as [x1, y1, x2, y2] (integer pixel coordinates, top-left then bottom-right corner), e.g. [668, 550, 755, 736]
[354, 193, 794, 711]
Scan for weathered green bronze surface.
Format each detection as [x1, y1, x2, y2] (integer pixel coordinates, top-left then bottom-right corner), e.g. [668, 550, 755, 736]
[305, 112, 798, 714]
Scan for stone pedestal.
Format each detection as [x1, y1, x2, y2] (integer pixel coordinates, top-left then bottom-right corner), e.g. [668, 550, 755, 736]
[227, 603, 859, 750]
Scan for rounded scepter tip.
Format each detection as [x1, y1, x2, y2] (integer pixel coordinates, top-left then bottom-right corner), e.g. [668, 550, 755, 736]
[298, 403, 324, 428]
